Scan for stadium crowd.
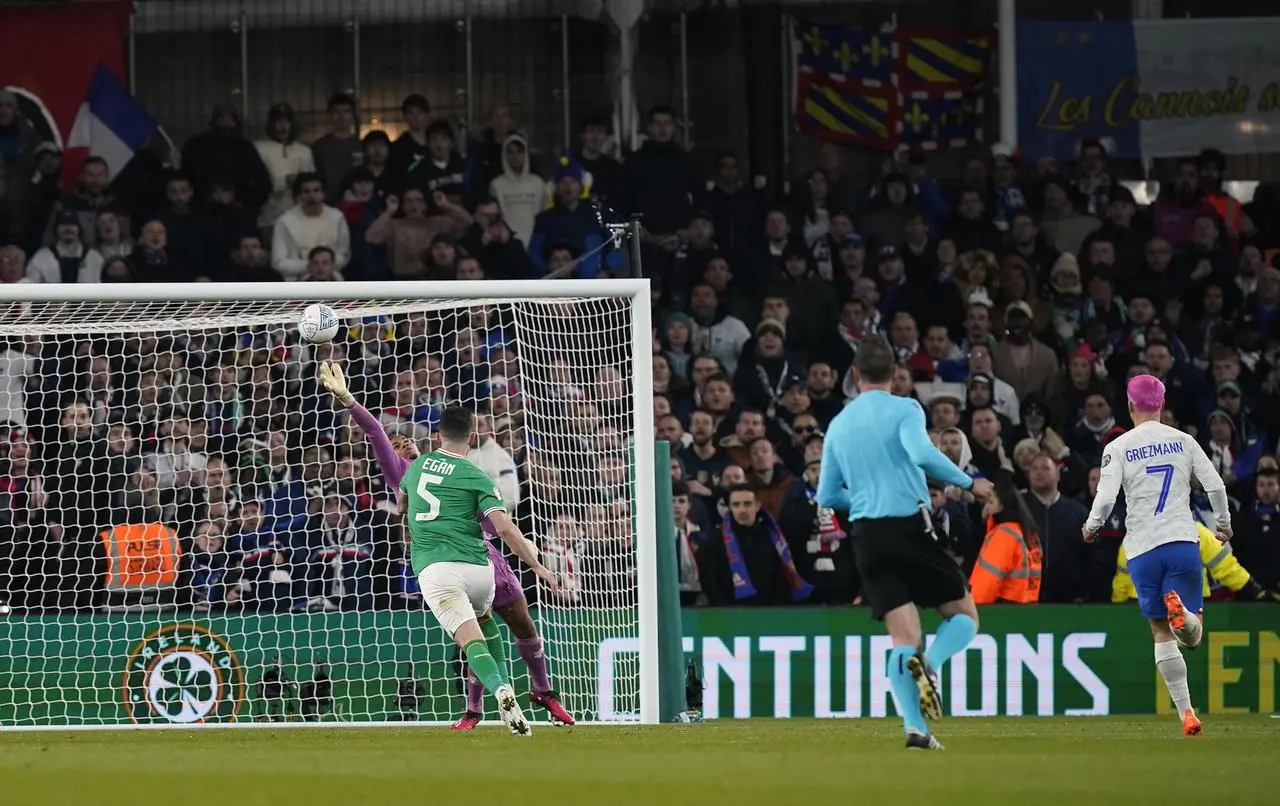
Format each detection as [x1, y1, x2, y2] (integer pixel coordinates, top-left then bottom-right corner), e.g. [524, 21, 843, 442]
[0, 87, 1278, 613]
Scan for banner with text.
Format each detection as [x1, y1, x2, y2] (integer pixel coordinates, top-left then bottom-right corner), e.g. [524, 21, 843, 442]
[0, 606, 1275, 726]
[1017, 19, 1280, 160]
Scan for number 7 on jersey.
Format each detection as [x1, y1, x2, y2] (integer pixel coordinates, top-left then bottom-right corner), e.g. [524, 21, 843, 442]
[1145, 463, 1175, 515]
[415, 473, 444, 521]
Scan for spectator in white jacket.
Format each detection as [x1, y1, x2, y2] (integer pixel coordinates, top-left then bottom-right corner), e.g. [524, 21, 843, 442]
[26, 210, 103, 283]
[255, 102, 315, 229]
[469, 411, 521, 508]
[271, 173, 350, 280]
[488, 133, 543, 248]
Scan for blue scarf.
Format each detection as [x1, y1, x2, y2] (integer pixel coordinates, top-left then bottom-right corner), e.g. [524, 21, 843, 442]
[722, 512, 813, 602]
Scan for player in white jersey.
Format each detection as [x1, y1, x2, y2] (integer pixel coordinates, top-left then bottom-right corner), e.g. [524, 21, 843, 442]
[1083, 375, 1231, 737]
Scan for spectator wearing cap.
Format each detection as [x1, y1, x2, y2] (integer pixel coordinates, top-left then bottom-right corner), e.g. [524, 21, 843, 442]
[406, 120, 467, 199]
[271, 173, 351, 280]
[1047, 254, 1086, 345]
[26, 210, 103, 284]
[255, 102, 316, 229]
[779, 455, 855, 605]
[1214, 378, 1265, 450]
[1202, 407, 1253, 491]
[529, 157, 607, 279]
[874, 244, 915, 322]
[180, 102, 271, 218]
[0, 90, 43, 242]
[21, 142, 62, 253]
[995, 254, 1052, 336]
[311, 93, 362, 203]
[617, 105, 699, 240]
[1048, 343, 1112, 427]
[962, 373, 1011, 431]
[733, 317, 797, 415]
[993, 300, 1059, 400]
[574, 115, 621, 201]
[1038, 175, 1099, 258]
[1151, 157, 1218, 249]
[921, 383, 963, 431]
[1197, 148, 1253, 246]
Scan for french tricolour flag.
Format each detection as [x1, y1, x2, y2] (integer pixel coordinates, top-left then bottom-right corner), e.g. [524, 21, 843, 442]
[65, 65, 157, 181]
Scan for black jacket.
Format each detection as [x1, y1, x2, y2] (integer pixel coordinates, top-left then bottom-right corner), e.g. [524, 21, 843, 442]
[696, 515, 793, 606]
[1023, 492, 1111, 602]
[778, 481, 855, 605]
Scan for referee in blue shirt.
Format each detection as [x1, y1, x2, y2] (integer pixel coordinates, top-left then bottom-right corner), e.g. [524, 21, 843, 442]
[818, 336, 994, 751]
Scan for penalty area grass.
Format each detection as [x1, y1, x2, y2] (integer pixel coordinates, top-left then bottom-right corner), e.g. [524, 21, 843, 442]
[1, 715, 1276, 806]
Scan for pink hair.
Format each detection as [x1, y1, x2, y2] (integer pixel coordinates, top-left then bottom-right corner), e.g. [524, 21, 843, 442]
[1127, 374, 1166, 413]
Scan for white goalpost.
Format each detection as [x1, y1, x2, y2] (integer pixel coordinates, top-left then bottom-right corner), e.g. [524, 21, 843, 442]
[0, 280, 659, 730]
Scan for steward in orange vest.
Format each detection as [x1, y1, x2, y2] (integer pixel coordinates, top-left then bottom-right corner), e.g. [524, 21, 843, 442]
[969, 488, 1042, 604]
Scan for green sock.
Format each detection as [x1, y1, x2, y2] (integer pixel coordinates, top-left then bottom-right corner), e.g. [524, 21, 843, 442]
[480, 616, 509, 668]
[462, 639, 508, 694]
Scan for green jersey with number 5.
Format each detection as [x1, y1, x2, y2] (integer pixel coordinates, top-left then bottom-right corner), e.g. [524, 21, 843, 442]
[399, 449, 505, 574]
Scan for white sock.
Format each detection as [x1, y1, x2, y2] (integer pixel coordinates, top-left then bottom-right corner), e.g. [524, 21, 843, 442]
[1154, 640, 1192, 716]
[1174, 611, 1203, 650]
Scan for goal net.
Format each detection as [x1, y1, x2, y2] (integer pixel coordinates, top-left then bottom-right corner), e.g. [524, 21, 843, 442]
[0, 280, 657, 729]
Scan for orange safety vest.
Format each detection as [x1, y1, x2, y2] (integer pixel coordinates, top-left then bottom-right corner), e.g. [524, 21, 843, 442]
[969, 520, 1042, 604]
[1206, 192, 1243, 244]
[99, 523, 182, 592]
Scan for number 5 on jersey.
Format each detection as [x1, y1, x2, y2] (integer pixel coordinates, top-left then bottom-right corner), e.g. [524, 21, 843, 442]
[415, 473, 444, 521]
[1146, 463, 1175, 514]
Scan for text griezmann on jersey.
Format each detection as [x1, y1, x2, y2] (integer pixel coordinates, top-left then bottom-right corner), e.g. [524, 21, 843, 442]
[1123, 442, 1187, 462]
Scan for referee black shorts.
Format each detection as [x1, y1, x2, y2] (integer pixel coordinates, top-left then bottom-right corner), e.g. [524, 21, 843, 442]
[850, 512, 968, 620]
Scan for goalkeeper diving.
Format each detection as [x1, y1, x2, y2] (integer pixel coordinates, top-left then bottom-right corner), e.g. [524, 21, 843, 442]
[318, 361, 576, 731]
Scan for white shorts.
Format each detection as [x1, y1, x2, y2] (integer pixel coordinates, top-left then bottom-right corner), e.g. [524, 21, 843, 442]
[417, 561, 495, 636]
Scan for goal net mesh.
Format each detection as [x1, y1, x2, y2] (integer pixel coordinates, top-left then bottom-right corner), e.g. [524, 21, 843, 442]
[0, 294, 640, 727]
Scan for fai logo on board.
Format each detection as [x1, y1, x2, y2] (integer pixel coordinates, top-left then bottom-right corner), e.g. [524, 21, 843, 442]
[122, 624, 246, 724]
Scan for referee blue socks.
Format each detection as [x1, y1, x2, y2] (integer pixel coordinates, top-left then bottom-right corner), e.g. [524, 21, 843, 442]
[926, 614, 977, 669]
[888, 645, 928, 735]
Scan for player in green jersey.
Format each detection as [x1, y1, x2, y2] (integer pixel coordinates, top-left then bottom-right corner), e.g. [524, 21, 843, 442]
[398, 405, 557, 736]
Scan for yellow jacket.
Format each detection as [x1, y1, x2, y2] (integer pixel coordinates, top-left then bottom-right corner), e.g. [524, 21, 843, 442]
[1112, 524, 1252, 603]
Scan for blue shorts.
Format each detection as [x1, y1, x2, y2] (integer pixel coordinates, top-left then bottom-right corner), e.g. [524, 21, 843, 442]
[1127, 540, 1203, 621]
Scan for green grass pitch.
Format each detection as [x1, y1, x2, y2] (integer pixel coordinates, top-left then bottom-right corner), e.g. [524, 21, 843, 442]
[2, 716, 1276, 806]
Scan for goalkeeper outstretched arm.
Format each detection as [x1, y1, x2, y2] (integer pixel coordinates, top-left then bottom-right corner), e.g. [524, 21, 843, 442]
[319, 360, 408, 484]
